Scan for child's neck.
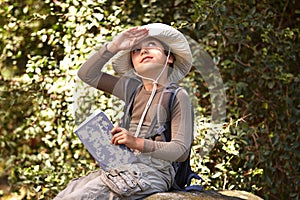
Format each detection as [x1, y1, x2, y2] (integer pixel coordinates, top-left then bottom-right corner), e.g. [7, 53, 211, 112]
[143, 79, 170, 91]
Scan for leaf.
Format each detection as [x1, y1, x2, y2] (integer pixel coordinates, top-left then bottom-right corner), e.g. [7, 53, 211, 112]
[211, 172, 223, 179]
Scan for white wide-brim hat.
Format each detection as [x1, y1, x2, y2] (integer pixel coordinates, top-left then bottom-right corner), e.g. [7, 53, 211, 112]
[111, 23, 193, 82]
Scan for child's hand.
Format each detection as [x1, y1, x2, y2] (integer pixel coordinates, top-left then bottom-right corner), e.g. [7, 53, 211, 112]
[107, 27, 149, 53]
[110, 126, 144, 151]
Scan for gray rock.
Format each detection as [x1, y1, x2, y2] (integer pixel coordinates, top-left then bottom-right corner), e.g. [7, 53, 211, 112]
[145, 190, 263, 200]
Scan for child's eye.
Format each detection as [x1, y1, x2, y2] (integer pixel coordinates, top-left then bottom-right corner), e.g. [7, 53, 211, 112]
[131, 48, 141, 55]
[147, 42, 156, 47]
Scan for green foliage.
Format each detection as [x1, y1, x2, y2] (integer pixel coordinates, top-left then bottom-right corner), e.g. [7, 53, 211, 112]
[0, 0, 299, 199]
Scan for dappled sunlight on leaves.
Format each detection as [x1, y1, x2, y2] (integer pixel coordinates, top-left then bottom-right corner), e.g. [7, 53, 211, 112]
[0, 0, 299, 199]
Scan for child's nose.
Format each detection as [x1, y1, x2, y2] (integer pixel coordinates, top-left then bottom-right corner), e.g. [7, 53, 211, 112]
[140, 47, 149, 55]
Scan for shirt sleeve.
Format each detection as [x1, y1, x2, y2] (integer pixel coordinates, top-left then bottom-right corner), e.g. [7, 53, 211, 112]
[77, 44, 115, 89]
[142, 89, 194, 162]
[77, 44, 136, 101]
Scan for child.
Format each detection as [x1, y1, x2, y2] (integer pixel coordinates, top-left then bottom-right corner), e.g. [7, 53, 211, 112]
[54, 23, 194, 200]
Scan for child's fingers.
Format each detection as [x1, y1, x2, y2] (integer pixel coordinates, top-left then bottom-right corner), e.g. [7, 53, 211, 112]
[110, 126, 122, 135]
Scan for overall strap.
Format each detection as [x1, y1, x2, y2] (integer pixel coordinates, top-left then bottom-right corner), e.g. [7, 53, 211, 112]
[120, 81, 143, 130]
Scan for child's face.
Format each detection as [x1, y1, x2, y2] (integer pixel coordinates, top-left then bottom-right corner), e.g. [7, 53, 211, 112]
[130, 38, 173, 77]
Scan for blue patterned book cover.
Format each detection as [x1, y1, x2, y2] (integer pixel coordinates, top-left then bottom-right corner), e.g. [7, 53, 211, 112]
[74, 110, 137, 171]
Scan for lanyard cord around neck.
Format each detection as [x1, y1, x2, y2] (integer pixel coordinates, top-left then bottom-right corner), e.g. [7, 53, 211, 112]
[133, 49, 171, 137]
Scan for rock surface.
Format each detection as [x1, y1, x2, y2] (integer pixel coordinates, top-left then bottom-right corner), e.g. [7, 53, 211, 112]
[145, 190, 263, 200]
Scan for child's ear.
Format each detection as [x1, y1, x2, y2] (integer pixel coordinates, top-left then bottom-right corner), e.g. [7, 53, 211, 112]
[168, 54, 175, 64]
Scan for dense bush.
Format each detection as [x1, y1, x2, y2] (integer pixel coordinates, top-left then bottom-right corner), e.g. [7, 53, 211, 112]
[0, 0, 299, 199]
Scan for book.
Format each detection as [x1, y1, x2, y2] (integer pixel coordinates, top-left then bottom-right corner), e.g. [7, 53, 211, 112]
[74, 109, 137, 171]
